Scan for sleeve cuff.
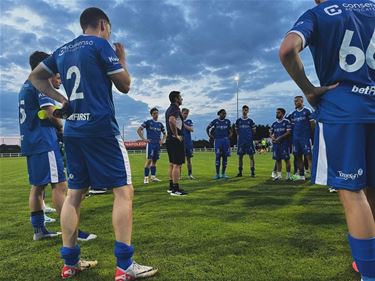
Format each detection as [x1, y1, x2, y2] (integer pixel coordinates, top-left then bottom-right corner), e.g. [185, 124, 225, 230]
[107, 68, 124, 75]
[40, 103, 55, 108]
[40, 62, 54, 75]
[287, 30, 306, 49]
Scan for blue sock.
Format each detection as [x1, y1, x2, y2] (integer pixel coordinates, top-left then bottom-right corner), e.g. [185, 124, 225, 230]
[150, 166, 156, 176]
[348, 234, 375, 278]
[30, 210, 45, 233]
[61, 245, 80, 266]
[114, 241, 134, 270]
[215, 155, 220, 175]
[144, 167, 150, 177]
[222, 156, 227, 175]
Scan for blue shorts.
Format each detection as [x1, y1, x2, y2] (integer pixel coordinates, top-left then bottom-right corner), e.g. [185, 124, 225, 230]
[27, 147, 66, 186]
[237, 142, 255, 156]
[146, 142, 160, 160]
[214, 137, 231, 157]
[272, 142, 290, 161]
[312, 123, 375, 190]
[293, 137, 312, 155]
[185, 143, 194, 158]
[64, 135, 132, 190]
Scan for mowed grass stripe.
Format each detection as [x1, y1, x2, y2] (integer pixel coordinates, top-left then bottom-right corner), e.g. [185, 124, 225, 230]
[0, 152, 357, 281]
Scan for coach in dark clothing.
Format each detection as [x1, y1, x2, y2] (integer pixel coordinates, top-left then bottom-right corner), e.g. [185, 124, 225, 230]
[165, 91, 187, 196]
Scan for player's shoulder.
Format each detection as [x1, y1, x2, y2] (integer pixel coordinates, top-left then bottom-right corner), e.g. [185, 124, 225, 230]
[283, 118, 291, 124]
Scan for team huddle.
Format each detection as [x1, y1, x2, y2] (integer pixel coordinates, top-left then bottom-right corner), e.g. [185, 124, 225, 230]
[18, 1, 374, 281]
[137, 96, 315, 189]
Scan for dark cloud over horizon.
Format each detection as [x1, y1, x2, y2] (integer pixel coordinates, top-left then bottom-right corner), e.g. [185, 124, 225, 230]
[0, 0, 317, 139]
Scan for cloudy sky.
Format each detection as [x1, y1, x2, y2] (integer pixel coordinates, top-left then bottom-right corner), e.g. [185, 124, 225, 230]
[0, 0, 319, 140]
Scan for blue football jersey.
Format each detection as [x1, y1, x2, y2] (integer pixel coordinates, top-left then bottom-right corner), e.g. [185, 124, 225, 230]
[289, 0, 375, 123]
[235, 117, 256, 144]
[141, 119, 165, 143]
[41, 35, 124, 137]
[288, 107, 313, 140]
[208, 118, 231, 139]
[270, 119, 292, 139]
[19, 80, 58, 156]
[183, 119, 193, 145]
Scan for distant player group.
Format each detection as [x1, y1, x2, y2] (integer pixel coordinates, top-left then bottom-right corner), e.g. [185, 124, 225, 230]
[18, 1, 374, 281]
[137, 95, 315, 192]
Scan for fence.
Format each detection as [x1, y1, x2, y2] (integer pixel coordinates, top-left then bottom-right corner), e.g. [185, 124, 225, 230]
[0, 148, 217, 158]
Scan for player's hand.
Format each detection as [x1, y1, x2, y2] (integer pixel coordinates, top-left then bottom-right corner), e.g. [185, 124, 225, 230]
[53, 100, 71, 119]
[114, 43, 126, 64]
[176, 135, 183, 142]
[159, 140, 163, 146]
[304, 83, 339, 108]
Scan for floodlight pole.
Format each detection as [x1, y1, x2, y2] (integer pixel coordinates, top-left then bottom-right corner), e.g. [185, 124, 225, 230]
[235, 75, 240, 119]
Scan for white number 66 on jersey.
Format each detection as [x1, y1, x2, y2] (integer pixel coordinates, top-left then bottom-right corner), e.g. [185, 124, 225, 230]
[339, 29, 375, 73]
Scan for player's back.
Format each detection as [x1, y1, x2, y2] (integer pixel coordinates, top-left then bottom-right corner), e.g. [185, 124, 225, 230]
[18, 80, 57, 155]
[290, 0, 375, 123]
[42, 35, 123, 137]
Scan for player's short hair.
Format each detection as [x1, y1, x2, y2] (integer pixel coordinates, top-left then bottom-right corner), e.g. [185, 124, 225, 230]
[181, 108, 189, 113]
[277, 108, 286, 116]
[80, 7, 110, 32]
[169, 91, 181, 103]
[217, 109, 226, 115]
[242, 105, 249, 110]
[294, 95, 303, 99]
[150, 107, 158, 115]
[29, 51, 49, 70]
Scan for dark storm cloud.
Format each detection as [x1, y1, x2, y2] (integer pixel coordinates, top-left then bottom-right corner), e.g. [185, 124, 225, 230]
[0, 0, 315, 138]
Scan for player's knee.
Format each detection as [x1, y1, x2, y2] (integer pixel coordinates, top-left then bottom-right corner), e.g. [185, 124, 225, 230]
[114, 184, 134, 201]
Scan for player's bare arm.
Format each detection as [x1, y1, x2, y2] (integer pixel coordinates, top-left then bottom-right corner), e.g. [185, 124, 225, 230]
[184, 123, 193, 132]
[29, 65, 68, 106]
[169, 116, 182, 142]
[276, 129, 291, 143]
[206, 126, 213, 138]
[160, 132, 167, 145]
[279, 33, 338, 107]
[137, 127, 149, 142]
[109, 43, 131, 93]
[42, 105, 63, 132]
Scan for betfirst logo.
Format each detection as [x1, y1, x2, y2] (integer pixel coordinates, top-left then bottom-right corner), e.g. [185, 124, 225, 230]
[337, 169, 363, 181]
[351, 85, 375, 95]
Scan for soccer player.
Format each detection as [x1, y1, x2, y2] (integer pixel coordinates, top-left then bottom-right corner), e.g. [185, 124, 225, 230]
[182, 108, 195, 179]
[288, 96, 314, 181]
[270, 108, 292, 181]
[29, 7, 157, 280]
[280, 1, 375, 280]
[165, 91, 187, 196]
[235, 105, 257, 177]
[206, 109, 232, 179]
[137, 107, 166, 184]
[19, 51, 66, 241]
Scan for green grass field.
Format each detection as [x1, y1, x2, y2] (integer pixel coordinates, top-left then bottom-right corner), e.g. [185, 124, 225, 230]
[0, 152, 359, 281]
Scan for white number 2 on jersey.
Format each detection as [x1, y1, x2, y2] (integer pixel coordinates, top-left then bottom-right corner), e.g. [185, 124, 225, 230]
[66, 66, 84, 101]
[339, 29, 375, 73]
